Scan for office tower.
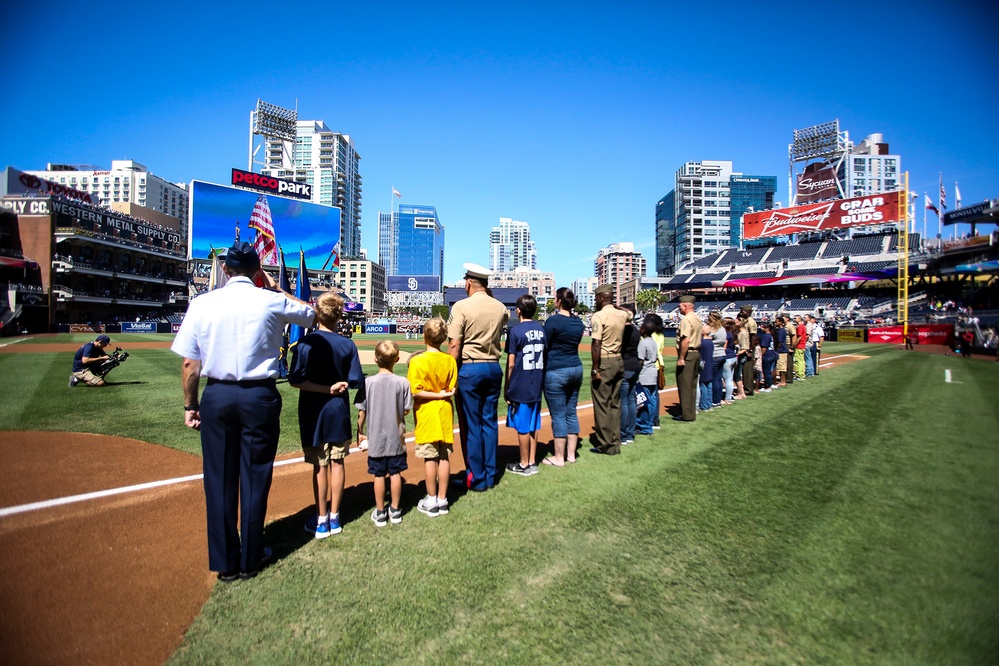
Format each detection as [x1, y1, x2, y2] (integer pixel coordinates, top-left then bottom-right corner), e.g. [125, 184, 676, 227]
[489, 217, 536, 271]
[729, 175, 777, 247]
[378, 204, 444, 281]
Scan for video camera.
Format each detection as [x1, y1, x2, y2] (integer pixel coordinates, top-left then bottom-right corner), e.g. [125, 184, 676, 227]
[95, 347, 129, 378]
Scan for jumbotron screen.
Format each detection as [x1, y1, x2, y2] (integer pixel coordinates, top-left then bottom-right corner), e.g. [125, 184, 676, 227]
[189, 180, 341, 269]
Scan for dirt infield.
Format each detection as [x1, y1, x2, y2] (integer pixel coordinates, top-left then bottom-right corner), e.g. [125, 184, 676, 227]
[0, 353, 864, 664]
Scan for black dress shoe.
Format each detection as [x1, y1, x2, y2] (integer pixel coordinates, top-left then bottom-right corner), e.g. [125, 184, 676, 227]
[239, 547, 273, 580]
[217, 571, 239, 583]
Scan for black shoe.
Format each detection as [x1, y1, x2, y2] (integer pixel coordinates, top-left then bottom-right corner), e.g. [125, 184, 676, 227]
[217, 570, 239, 583]
[239, 547, 273, 580]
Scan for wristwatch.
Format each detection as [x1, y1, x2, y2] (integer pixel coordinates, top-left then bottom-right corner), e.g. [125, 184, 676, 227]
[184, 405, 199, 411]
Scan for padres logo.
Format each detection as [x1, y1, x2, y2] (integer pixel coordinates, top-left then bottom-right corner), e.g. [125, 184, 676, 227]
[408, 278, 418, 290]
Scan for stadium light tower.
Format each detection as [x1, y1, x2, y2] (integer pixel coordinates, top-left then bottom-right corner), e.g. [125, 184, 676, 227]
[248, 99, 298, 172]
[787, 119, 851, 205]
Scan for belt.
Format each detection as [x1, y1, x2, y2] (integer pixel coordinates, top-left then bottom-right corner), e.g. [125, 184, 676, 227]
[462, 359, 498, 364]
[206, 377, 277, 388]
[601, 353, 622, 358]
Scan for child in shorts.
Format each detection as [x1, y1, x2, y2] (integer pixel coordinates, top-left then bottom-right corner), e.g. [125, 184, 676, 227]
[407, 318, 457, 517]
[357, 340, 413, 527]
[504, 294, 546, 477]
[289, 292, 365, 539]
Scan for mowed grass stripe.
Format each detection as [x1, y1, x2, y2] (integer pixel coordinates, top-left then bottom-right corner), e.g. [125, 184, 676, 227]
[172, 349, 999, 665]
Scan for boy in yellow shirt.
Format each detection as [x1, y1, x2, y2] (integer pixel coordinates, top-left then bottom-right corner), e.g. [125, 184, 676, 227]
[407, 318, 458, 517]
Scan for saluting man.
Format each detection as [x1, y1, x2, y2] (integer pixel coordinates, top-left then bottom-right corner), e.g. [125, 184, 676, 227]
[674, 294, 703, 421]
[448, 263, 509, 491]
[171, 242, 316, 582]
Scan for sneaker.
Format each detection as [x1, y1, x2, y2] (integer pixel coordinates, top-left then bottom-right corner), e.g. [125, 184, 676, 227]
[389, 506, 403, 524]
[652, 425, 662, 430]
[417, 496, 440, 517]
[371, 508, 388, 527]
[759, 388, 771, 393]
[527, 464, 539, 476]
[328, 513, 342, 535]
[314, 520, 331, 539]
[506, 462, 532, 476]
[435, 499, 449, 515]
[69, 376, 79, 388]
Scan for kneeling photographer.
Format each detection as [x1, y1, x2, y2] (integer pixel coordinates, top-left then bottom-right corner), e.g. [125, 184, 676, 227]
[69, 334, 128, 387]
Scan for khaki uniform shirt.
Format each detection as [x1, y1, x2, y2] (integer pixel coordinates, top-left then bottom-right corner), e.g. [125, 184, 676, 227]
[590, 304, 630, 356]
[447, 290, 509, 362]
[785, 320, 797, 348]
[677, 311, 703, 354]
[743, 315, 758, 337]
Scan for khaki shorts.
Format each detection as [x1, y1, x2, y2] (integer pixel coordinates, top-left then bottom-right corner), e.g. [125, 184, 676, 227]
[415, 442, 452, 459]
[303, 440, 350, 466]
[776, 355, 787, 372]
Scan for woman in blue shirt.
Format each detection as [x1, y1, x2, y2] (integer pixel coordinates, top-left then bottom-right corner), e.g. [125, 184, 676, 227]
[542, 287, 585, 466]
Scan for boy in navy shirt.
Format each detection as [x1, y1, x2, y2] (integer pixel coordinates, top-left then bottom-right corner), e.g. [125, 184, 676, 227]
[504, 294, 546, 477]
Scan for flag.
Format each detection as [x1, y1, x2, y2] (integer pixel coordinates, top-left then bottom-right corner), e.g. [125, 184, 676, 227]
[392, 187, 402, 198]
[207, 245, 228, 291]
[277, 246, 292, 294]
[332, 240, 341, 272]
[939, 174, 946, 212]
[248, 194, 277, 266]
[289, 250, 312, 348]
[955, 183, 962, 209]
[925, 193, 939, 215]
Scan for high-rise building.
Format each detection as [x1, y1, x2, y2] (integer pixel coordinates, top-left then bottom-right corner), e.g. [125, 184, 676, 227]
[25, 160, 189, 237]
[261, 120, 362, 258]
[571, 276, 599, 310]
[655, 161, 777, 274]
[378, 204, 444, 280]
[489, 217, 536, 272]
[487, 268, 555, 300]
[729, 175, 777, 247]
[595, 242, 646, 304]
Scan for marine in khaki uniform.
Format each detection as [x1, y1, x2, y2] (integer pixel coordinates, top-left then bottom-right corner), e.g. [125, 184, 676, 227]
[673, 294, 703, 421]
[447, 263, 510, 491]
[588, 284, 631, 455]
[737, 305, 758, 396]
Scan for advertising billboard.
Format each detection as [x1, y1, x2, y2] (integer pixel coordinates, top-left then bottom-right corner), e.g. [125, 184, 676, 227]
[189, 180, 340, 268]
[796, 165, 840, 203]
[1, 166, 97, 204]
[386, 275, 442, 292]
[121, 321, 157, 333]
[743, 191, 901, 240]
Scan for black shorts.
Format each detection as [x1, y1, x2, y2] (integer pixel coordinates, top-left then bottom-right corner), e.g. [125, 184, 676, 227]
[367, 453, 408, 477]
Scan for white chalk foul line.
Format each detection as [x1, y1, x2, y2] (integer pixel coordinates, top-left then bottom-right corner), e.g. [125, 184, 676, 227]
[0, 354, 861, 519]
[0, 338, 28, 349]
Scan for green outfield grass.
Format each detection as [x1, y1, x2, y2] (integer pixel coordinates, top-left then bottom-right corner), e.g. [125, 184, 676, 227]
[2, 338, 997, 663]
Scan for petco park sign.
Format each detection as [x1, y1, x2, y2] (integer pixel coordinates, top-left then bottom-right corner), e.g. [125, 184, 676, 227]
[743, 191, 901, 240]
[231, 168, 312, 200]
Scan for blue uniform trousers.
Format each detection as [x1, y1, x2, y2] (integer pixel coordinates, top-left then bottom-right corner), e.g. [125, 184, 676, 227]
[199, 379, 281, 574]
[456, 362, 502, 491]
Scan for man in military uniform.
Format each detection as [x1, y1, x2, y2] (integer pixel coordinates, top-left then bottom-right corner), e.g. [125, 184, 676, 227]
[588, 284, 631, 455]
[674, 294, 703, 421]
[737, 305, 758, 396]
[172, 242, 316, 582]
[448, 263, 510, 490]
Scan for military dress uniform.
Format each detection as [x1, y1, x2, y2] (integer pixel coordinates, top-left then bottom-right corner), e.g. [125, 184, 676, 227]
[448, 264, 509, 491]
[589, 293, 630, 454]
[675, 299, 703, 421]
[171, 243, 315, 578]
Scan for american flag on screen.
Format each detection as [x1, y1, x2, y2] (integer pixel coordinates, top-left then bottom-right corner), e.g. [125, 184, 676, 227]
[248, 194, 277, 266]
[939, 174, 946, 212]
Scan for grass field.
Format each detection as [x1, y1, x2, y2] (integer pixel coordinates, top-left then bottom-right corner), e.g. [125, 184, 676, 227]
[2, 336, 998, 664]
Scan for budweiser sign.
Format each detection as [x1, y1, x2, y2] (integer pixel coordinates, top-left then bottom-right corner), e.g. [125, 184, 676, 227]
[796, 165, 840, 203]
[743, 191, 901, 240]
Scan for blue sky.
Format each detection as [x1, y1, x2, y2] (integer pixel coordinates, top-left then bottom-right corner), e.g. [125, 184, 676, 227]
[2, 1, 997, 286]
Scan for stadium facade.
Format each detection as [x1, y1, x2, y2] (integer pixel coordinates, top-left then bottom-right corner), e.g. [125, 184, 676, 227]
[379, 204, 444, 314]
[0, 167, 188, 333]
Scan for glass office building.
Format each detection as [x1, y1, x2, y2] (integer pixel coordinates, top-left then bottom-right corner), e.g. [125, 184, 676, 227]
[379, 203, 444, 283]
[655, 190, 675, 276]
[729, 175, 776, 247]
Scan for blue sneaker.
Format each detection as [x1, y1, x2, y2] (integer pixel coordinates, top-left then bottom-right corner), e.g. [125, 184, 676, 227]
[314, 520, 331, 540]
[328, 513, 342, 535]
